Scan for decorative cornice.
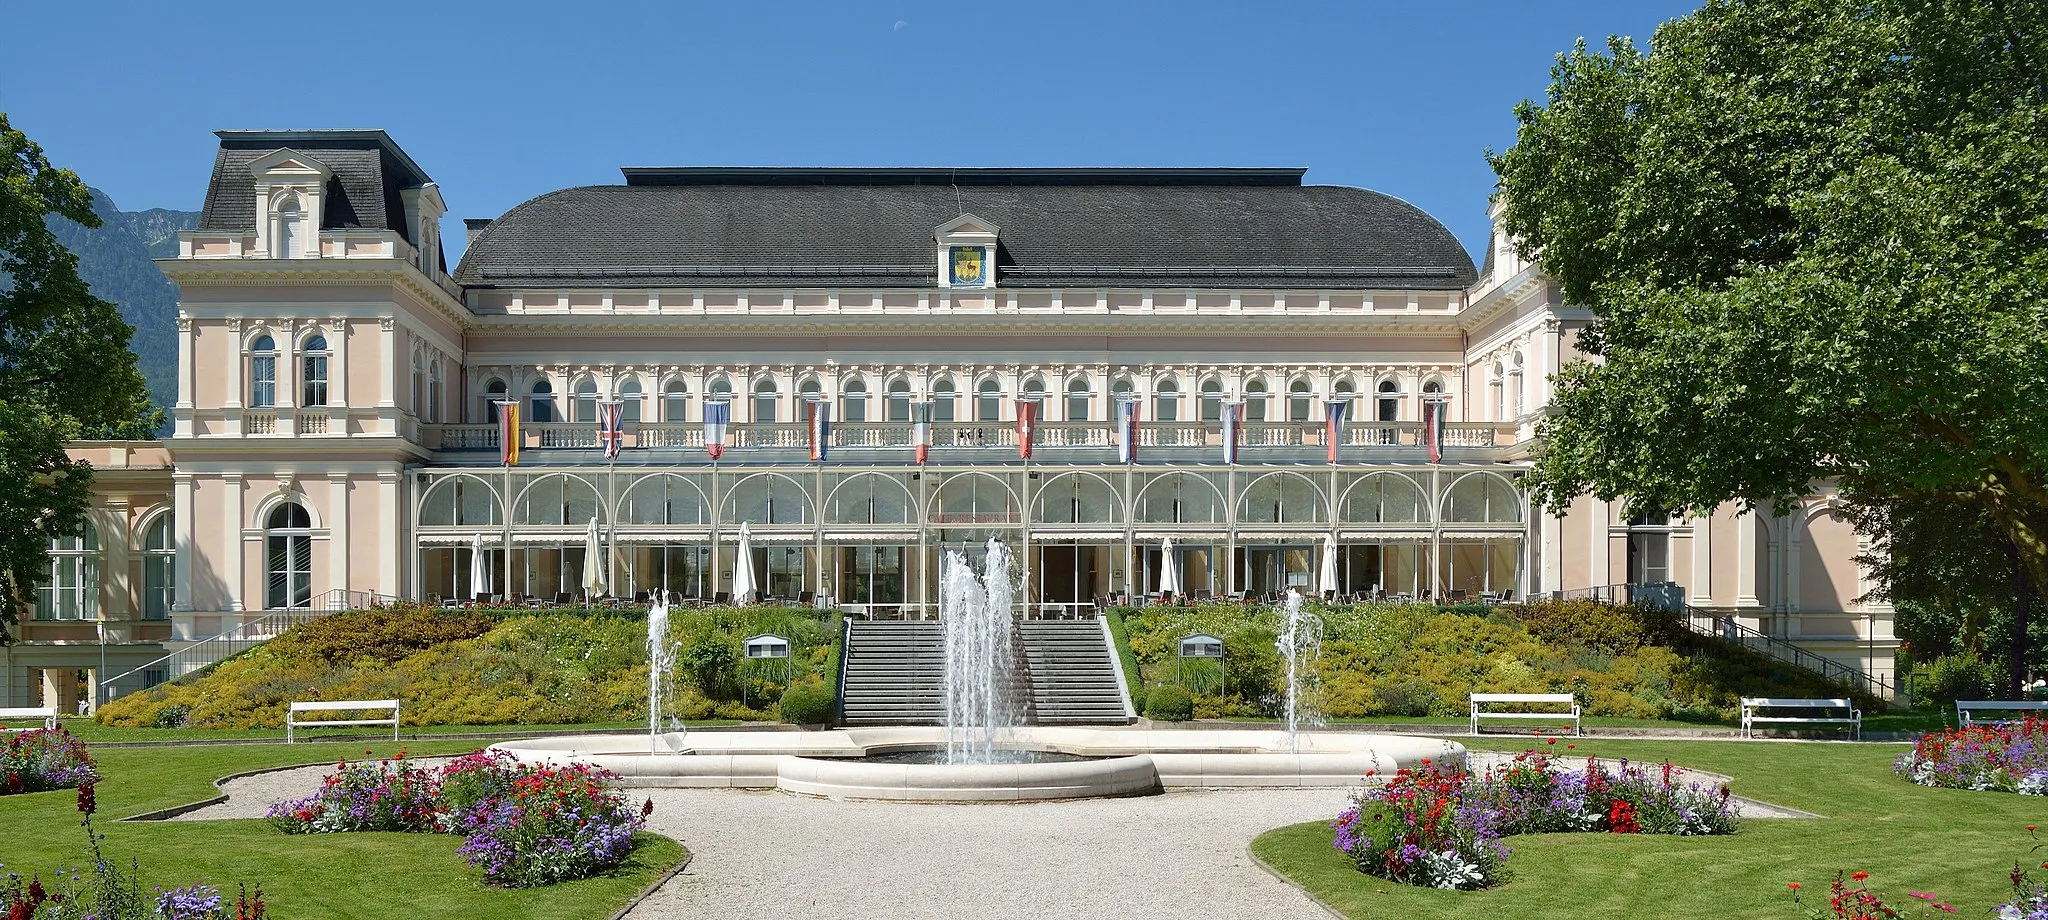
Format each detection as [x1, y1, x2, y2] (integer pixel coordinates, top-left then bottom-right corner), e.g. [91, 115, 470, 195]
[158, 259, 471, 332]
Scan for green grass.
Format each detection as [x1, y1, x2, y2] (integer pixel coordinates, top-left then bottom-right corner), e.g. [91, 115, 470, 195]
[1192, 711, 1949, 733]
[1251, 737, 2042, 919]
[0, 740, 688, 918]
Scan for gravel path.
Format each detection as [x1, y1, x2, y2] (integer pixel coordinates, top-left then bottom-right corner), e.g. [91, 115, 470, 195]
[627, 787, 1341, 920]
[170, 759, 457, 821]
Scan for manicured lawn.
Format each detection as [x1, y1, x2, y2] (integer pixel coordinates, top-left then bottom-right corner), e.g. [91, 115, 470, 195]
[1205, 711, 1950, 733]
[1251, 737, 2043, 919]
[47, 717, 738, 744]
[0, 740, 688, 919]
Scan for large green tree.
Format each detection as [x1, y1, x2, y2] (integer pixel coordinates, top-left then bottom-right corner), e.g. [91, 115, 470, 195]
[0, 114, 154, 639]
[1493, 1, 2047, 690]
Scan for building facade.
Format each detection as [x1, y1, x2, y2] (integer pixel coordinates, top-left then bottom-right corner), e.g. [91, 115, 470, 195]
[0, 130, 1898, 710]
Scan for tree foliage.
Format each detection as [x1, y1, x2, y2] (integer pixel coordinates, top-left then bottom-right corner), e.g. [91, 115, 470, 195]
[0, 113, 154, 638]
[1492, 0, 2048, 687]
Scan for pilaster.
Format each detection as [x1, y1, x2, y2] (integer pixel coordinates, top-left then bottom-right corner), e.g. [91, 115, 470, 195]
[172, 473, 195, 612]
[224, 473, 245, 611]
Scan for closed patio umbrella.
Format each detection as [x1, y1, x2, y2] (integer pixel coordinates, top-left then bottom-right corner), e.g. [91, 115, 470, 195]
[1158, 536, 1183, 597]
[582, 516, 608, 599]
[469, 532, 491, 600]
[731, 522, 757, 604]
[1317, 533, 1340, 597]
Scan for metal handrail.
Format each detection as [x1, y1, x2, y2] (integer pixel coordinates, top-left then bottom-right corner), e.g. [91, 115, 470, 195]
[104, 589, 399, 689]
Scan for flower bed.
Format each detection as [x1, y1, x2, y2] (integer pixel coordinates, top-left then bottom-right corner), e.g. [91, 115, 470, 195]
[1332, 751, 1740, 890]
[1894, 716, 2048, 795]
[267, 751, 650, 888]
[1, 726, 97, 796]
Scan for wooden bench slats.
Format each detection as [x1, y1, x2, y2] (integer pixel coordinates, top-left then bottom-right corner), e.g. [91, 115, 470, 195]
[1741, 697, 1860, 740]
[286, 699, 400, 743]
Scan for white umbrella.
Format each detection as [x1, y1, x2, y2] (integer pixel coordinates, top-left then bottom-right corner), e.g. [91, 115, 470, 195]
[1157, 536, 1183, 597]
[1317, 533, 1340, 597]
[469, 532, 492, 600]
[731, 522, 757, 604]
[582, 516, 608, 599]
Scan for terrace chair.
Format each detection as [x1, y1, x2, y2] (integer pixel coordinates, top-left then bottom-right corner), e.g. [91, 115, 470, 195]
[554, 592, 573, 606]
[799, 591, 815, 606]
[713, 592, 731, 605]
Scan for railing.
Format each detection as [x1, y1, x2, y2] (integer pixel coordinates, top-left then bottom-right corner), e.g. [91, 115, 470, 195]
[298, 411, 329, 435]
[103, 589, 400, 690]
[246, 412, 277, 435]
[426, 420, 1523, 454]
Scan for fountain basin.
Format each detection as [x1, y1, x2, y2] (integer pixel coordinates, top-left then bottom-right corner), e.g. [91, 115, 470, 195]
[491, 727, 1462, 802]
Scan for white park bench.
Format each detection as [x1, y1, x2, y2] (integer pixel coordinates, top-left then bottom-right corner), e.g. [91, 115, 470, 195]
[286, 699, 400, 743]
[1741, 697, 1860, 740]
[1470, 693, 1582, 737]
[1956, 699, 2048, 728]
[0, 707, 59, 733]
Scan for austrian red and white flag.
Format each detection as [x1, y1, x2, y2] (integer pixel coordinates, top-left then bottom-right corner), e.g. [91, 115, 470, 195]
[1016, 398, 1039, 459]
[704, 400, 730, 460]
[912, 401, 931, 465]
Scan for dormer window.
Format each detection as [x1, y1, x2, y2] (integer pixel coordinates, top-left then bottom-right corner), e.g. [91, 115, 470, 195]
[933, 214, 999, 289]
[247, 148, 332, 259]
[275, 196, 304, 260]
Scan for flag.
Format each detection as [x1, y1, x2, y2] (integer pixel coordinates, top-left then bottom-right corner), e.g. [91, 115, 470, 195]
[598, 399, 624, 461]
[1324, 399, 1349, 464]
[1016, 398, 1039, 459]
[497, 400, 520, 466]
[807, 400, 831, 462]
[1423, 397, 1446, 463]
[704, 400, 730, 460]
[1116, 398, 1141, 463]
[912, 401, 931, 465]
[1220, 401, 1241, 464]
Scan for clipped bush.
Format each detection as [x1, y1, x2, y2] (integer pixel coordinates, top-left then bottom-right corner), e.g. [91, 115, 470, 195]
[1145, 685, 1195, 721]
[270, 606, 495, 664]
[1921, 654, 1999, 706]
[778, 680, 835, 725]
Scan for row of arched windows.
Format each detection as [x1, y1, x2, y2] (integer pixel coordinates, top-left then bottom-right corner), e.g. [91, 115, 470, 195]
[474, 373, 1452, 425]
[36, 517, 177, 621]
[247, 333, 330, 409]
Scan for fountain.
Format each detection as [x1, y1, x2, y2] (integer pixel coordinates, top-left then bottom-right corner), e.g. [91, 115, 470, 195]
[647, 591, 678, 754]
[940, 538, 1020, 765]
[1276, 589, 1325, 752]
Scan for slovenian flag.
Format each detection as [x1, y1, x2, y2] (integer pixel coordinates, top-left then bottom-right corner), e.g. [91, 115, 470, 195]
[912, 401, 931, 465]
[598, 399, 624, 461]
[808, 400, 831, 462]
[704, 399, 730, 460]
[498, 400, 520, 466]
[1220, 401, 1241, 464]
[1423, 397, 1445, 463]
[1016, 398, 1038, 459]
[1325, 399, 1348, 465]
[1117, 398, 1141, 464]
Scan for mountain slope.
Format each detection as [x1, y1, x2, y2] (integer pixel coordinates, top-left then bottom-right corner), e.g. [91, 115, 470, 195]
[45, 190, 199, 422]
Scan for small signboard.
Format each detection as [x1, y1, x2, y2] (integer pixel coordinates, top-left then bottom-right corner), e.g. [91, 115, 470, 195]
[744, 634, 791, 660]
[1179, 634, 1224, 659]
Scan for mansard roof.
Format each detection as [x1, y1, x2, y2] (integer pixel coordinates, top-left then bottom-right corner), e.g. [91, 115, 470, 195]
[197, 129, 435, 244]
[455, 167, 1477, 290]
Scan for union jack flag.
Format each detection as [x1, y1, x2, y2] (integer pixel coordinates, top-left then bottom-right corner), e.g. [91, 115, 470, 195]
[598, 400, 624, 461]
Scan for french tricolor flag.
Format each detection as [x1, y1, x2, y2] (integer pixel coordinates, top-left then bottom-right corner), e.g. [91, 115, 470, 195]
[1116, 398, 1141, 464]
[808, 400, 831, 462]
[704, 399, 730, 460]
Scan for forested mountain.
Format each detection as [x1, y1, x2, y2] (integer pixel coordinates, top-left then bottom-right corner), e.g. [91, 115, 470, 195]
[46, 190, 199, 427]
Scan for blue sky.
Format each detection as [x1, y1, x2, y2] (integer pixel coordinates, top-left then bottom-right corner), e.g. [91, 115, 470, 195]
[2, 1, 1698, 266]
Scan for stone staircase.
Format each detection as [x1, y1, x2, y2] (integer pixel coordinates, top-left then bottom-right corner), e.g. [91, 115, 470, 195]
[1018, 620, 1133, 725]
[839, 618, 1132, 727]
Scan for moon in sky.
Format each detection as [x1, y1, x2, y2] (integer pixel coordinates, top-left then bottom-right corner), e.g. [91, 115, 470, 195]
[893, 20, 908, 31]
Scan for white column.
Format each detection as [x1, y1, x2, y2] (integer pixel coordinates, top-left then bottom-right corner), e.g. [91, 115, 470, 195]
[1690, 513, 1713, 605]
[172, 473, 195, 611]
[328, 473, 351, 596]
[223, 473, 245, 611]
[1539, 510, 1563, 597]
[378, 470, 401, 598]
[1588, 497, 1610, 586]
[225, 319, 245, 410]
[328, 318, 348, 408]
[378, 318, 397, 408]
[175, 318, 195, 437]
[1735, 508, 1761, 608]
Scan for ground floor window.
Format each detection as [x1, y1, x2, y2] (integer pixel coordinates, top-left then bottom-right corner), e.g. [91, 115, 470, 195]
[420, 545, 507, 602]
[617, 544, 711, 601]
[837, 545, 905, 605]
[37, 525, 99, 620]
[1237, 545, 1314, 599]
[1436, 538, 1522, 601]
[509, 543, 592, 602]
[1135, 543, 1218, 598]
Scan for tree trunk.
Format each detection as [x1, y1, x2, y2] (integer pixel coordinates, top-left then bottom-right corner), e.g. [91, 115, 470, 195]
[2013, 549, 2034, 699]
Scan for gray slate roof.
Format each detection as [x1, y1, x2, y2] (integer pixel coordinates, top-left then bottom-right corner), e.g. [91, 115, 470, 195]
[455, 168, 1475, 290]
[197, 130, 434, 246]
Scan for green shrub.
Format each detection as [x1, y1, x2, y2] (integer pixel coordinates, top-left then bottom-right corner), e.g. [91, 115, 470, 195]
[1145, 685, 1194, 721]
[778, 680, 835, 724]
[681, 632, 742, 697]
[151, 704, 191, 729]
[1921, 654, 1999, 706]
[272, 606, 495, 664]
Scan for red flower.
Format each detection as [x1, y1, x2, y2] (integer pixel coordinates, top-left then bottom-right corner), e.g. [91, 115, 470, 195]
[1850, 870, 1868, 882]
[1789, 882, 1801, 891]
[76, 783, 96, 815]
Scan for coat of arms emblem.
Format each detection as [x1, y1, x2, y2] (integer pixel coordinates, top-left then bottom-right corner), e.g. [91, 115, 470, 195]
[950, 246, 986, 286]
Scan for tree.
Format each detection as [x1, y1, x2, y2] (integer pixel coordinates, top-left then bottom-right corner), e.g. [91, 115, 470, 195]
[0, 113, 154, 639]
[1492, 1, 2048, 693]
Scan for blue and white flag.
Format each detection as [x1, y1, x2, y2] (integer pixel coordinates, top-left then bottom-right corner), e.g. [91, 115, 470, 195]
[704, 400, 730, 460]
[807, 400, 831, 462]
[1117, 398, 1141, 464]
[1220, 401, 1241, 464]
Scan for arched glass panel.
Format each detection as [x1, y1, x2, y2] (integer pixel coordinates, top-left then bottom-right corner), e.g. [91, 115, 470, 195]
[1135, 472, 1225, 524]
[1244, 380, 1268, 422]
[933, 473, 1014, 522]
[1238, 474, 1327, 524]
[1288, 379, 1313, 422]
[826, 474, 911, 524]
[301, 334, 329, 407]
[419, 476, 502, 526]
[753, 379, 779, 422]
[484, 379, 508, 423]
[1154, 379, 1179, 423]
[932, 380, 956, 423]
[1344, 473, 1427, 523]
[620, 475, 708, 526]
[887, 379, 911, 422]
[573, 377, 599, 423]
[1200, 380, 1223, 422]
[663, 380, 689, 422]
[37, 522, 99, 620]
[264, 503, 312, 609]
[1035, 473, 1121, 524]
[619, 379, 643, 423]
[724, 474, 810, 525]
[841, 379, 868, 423]
[250, 334, 277, 408]
[143, 514, 174, 620]
[1066, 378, 1090, 422]
[529, 380, 555, 424]
[977, 379, 1002, 422]
[1445, 474, 1523, 523]
[1376, 379, 1401, 422]
[514, 475, 600, 526]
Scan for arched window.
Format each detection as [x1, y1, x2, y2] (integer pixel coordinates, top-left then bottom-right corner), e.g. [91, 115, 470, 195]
[1344, 473, 1427, 523]
[753, 378, 779, 422]
[1021, 376, 1046, 406]
[264, 502, 313, 609]
[300, 334, 329, 407]
[37, 523, 98, 620]
[274, 195, 303, 258]
[977, 379, 1003, 422]
[663, 379, 688, 422]
[428, 360, 443, 423]
[1510, 352, 1526, 418]
[1200, 379, 1223, 422]
[932, 379, 956, 422]
[1239, 474, 1327, 524]
[620, 475, 708, 526]
[143, 514, 175, 620]
[798, 378, 822, 420]
[529, 379, 555, 424]
[420, 475, 502, 526]
[1244, 379, 1268, 422]
[483, 379, 507, 423]
[1288, 379, 1313, 422]
[1154, 378, 1179, 422]
[708, 376, 733, 407]
[410, 349, 427, 418]
[887, 379, 912, 422]
[1444, 474, 1523, 523]
[249, 334, 277, 407]
[842, 378, 868, 423]
[1065, 377, 1090, 422]
[1332, 378, 1356, 419]
[1493, 361, 1508, 421]
[1110, 376, 1135, 421]
[1376, 379, 1401, 422]
[573, 377, 599, 423]
[618, 378, 643, 423]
